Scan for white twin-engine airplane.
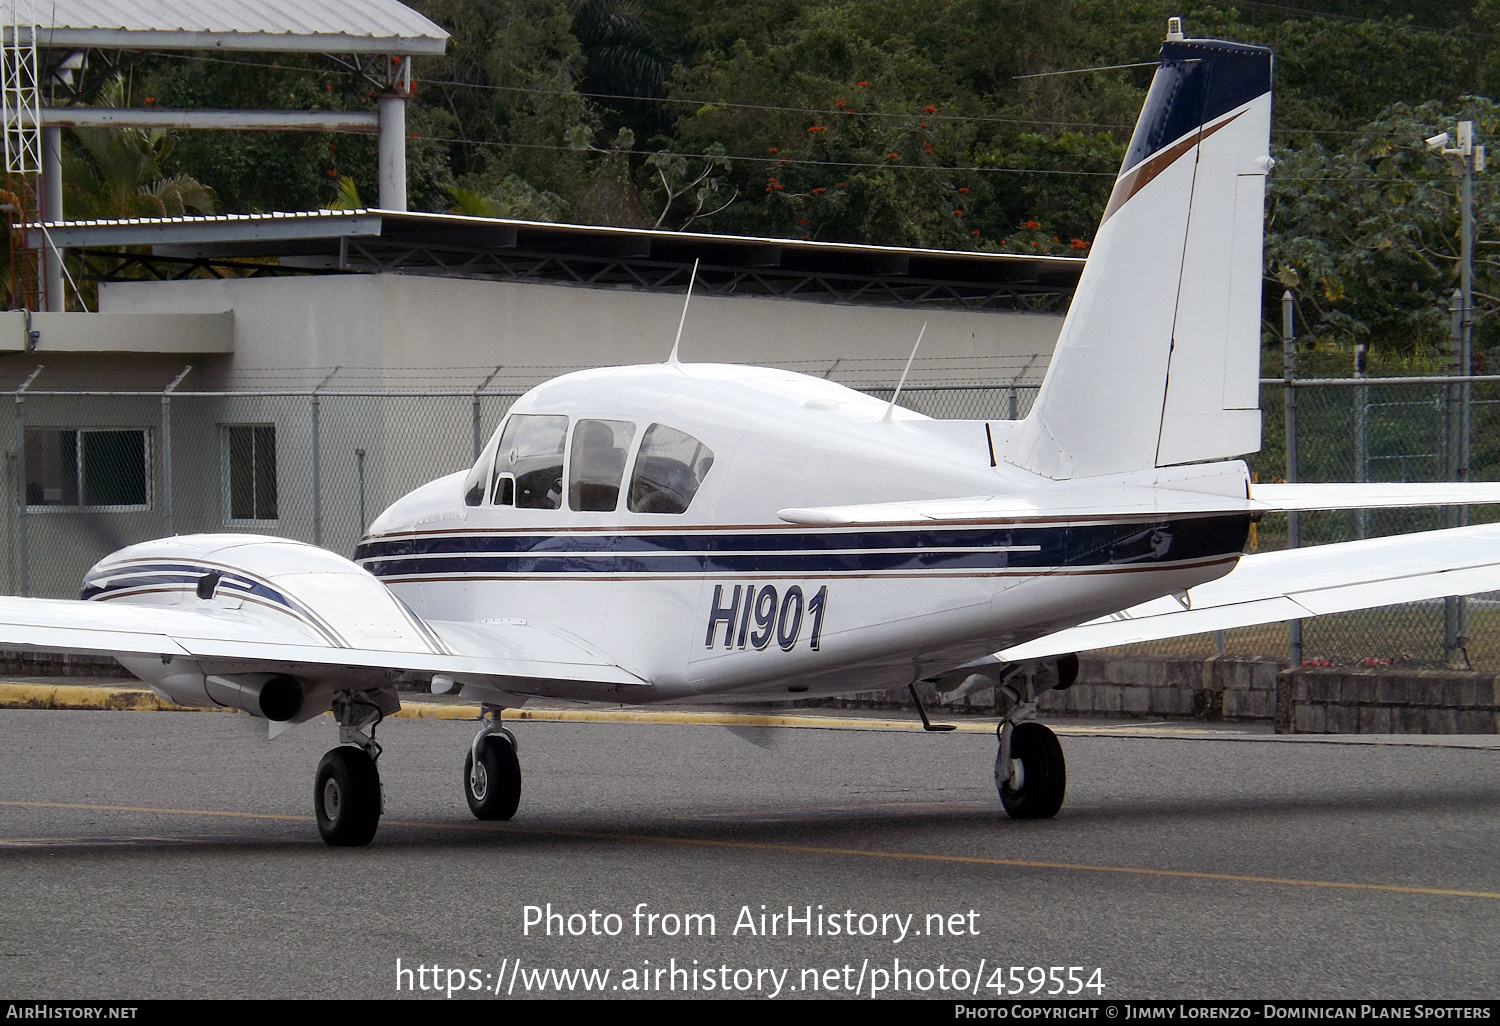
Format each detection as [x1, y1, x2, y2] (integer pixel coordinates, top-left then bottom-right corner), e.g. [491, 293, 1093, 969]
[7, 25, 1500, 846]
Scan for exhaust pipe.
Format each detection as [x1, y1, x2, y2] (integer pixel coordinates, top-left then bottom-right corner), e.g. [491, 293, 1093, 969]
[204, 673, 304, 721]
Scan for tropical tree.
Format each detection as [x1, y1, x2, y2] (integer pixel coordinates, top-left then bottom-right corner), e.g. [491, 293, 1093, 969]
[62, 79, 218, 219]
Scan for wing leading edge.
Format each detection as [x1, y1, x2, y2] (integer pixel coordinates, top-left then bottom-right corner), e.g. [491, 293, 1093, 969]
[0, 595, 645, 691]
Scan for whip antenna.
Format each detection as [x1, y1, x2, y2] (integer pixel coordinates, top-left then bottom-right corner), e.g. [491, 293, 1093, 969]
[668, 258, 700, 366]
[884, 321, 927, 421]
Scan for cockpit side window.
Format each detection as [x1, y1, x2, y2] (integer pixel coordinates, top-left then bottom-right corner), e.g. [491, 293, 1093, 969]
[491, 414, 569, 510]
[627, 424, 715, 514]
[569, 419, 636, 512]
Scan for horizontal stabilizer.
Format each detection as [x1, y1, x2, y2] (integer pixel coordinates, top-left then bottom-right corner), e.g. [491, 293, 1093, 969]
[997, 523, 1500, 660]
[1250, 482, 1500, 510]
[780, 480, 1500, 527]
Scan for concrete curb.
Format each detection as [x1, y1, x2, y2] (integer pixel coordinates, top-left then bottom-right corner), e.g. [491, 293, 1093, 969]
[0, 682, 223, 713]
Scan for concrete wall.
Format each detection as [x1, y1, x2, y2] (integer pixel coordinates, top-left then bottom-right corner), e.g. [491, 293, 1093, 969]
[803, 654, 1498, 735]
[98, 273, 1062, 391]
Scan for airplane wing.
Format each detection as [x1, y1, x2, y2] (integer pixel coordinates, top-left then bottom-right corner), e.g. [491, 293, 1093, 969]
[0, 595, 645, 690]
[778, 482, 1500, 526]
[996, 523, 1500, 661]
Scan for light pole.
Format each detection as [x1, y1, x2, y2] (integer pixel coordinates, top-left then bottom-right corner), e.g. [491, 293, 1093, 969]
[1426, 121, 1486, 666]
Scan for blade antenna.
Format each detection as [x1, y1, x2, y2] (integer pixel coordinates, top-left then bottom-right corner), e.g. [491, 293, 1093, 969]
[668, 258, 700, 366]
[884, 321, 927, 422]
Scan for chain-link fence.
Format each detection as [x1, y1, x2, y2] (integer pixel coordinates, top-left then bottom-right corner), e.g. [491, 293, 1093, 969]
[4, 377, 1493, 669]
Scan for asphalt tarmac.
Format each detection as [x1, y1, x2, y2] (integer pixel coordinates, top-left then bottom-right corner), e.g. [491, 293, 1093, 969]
[1, 708, 1498, 1000]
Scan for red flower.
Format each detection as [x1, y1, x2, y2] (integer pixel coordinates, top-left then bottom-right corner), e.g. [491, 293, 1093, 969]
[768, 146, 779, 153]
[1022, 219, 1040, 230]
[326, 83, 333, 91]
[887, 152, 899, 159]
[971, 230, 980, 236]
[143, 96, 155, 104]
[807, 125, 827, 132]
[836, 182, 847, 188]
[857, 80, 869, 87]
[797, 219, 811, 225]
[326, 169, 337, 177]
[923, 105, 937, 113]
[958, 187, 969, 193]
[953, 209, 963, 216]
[1069, 238, 1088, 250]
[919, 121, 927, 128]
[835, 99, 846, 107]
[812, 187, 826, 194]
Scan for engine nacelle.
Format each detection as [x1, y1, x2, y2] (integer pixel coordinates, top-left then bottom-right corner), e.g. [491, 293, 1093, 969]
[129, 663, 305, 721]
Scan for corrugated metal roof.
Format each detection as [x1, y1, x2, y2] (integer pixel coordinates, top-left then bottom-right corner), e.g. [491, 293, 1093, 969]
[12, 0, 448, 54]
[27, 208, 1087, 277]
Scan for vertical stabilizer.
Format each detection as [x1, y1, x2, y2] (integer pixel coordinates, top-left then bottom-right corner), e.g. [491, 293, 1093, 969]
[1005, 30, 1272, 479]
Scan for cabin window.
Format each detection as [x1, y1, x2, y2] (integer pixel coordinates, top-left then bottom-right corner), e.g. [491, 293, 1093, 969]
[627, 424, 714, 514]
[569, 419, 636, 512]
[24, 428, 150, 510]
[491, 414, 568, 510]
[223, 425, 277, 522]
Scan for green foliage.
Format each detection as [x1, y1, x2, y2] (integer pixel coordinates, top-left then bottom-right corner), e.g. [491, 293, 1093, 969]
[30, 0, 1500, 359]
[448, 175, 568, 220]
[1265, 99, 1500, 358]
[62, 77, 218, 219]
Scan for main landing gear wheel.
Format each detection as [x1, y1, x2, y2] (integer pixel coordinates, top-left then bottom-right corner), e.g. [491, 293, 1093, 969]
[315, 746, 382, 846]
[465, 735, 522, 820]
[996, 721, 1066, 820]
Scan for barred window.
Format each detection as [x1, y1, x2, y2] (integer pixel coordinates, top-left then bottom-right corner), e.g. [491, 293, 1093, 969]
[24, 429, 150, 510]
[224, 425, 277, 522]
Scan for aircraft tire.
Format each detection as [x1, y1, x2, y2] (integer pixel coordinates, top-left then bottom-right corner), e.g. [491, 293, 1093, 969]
[315, 746, 382, 846]
[465, 735, 522, 820]
[997, 722, 1066, 820]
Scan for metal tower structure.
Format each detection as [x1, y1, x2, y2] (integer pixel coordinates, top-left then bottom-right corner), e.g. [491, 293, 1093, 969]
[0, 1, 41, 175]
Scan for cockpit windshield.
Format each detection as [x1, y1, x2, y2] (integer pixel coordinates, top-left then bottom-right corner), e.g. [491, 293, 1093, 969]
[491, 414, 568, 509]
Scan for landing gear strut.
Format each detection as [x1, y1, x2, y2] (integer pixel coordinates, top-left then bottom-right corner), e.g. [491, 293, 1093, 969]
[995, 668, 1066, 819]
[465, 706, 522, 820]
[315, 691, 386, 846]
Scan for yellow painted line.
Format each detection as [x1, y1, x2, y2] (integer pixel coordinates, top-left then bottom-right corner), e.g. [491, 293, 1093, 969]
[0, 800, 310, 822]
[4, 798, 1499, 901]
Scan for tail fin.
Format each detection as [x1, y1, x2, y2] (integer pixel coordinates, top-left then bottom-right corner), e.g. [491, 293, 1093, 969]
[1005, 27, 1273, 480]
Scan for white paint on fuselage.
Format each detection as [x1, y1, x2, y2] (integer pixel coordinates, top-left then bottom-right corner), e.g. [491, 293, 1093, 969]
[363, 363, 1249, 704]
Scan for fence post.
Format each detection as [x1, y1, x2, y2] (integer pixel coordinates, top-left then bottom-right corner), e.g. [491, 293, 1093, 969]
[1353, 341, 1369, 539]
[311, 392, 322, 547]
[13, 367, 42, 598]
[1282, 292, 1300, 670]
[472, 366, 502, 461]
[355, 447, 367, 533]
[1444, 291, 1468, 666]
[159, 366, 191, 536]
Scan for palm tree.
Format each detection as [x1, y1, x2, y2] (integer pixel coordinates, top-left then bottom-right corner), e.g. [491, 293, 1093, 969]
[63, 76, 218, 220]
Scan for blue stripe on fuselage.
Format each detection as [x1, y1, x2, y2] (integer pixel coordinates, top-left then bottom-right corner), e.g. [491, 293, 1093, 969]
[354, 515, 1250, 578]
